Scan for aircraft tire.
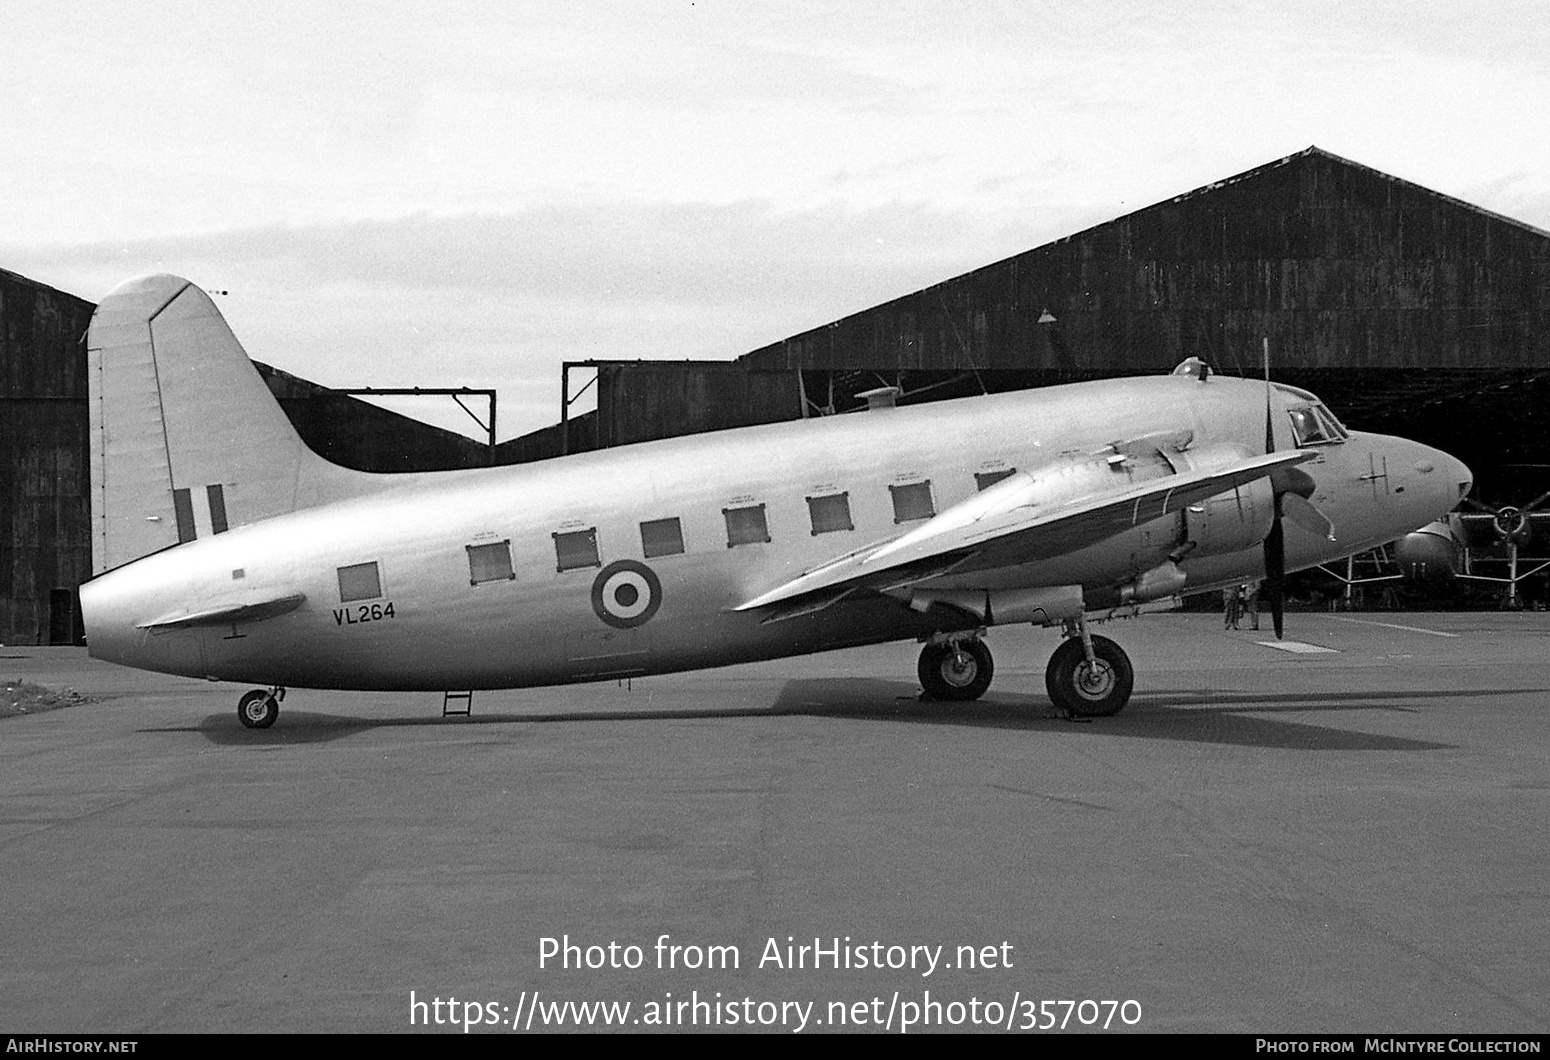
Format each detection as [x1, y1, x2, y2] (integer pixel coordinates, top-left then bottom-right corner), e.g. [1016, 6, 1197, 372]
[1045, 635, 1133, 717]
[918, 640, 994, 701]
[238, 689, 279, 729]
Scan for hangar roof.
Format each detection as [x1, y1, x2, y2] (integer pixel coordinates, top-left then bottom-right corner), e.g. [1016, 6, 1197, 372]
[736, 146, 1550, 375]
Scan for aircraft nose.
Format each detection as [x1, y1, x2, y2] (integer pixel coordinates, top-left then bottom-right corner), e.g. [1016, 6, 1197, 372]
[1412, 447, 1472, 508]
[1451, 454, 1474, 504]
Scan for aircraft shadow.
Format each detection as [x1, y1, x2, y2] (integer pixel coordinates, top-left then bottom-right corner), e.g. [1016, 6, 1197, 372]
[764, 678, 1509, 751]
[143, 702, 807, 747]
[138, 677, 1530, 750]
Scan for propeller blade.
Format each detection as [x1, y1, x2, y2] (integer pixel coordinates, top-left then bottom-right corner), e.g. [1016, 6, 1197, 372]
[1282, 493, 1336, 542]
[1263, 338, 1274, 454]
[1258, 337, 1289, 639]
[1264, 511, 1286, 639]
[1521, 489, 1550, 515]
[1269, 464, 1318, 499]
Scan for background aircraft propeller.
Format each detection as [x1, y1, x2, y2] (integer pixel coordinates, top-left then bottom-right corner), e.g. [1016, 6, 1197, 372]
[1460, 490, 1550, 544]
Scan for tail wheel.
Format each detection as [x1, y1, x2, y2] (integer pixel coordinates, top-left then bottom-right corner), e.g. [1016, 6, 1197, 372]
[1045, 635, 1133, 717]
[238, 689, 279, 729]
[918, 639, 994, 701]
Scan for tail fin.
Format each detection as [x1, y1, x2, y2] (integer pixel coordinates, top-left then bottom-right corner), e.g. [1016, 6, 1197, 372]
[87, 275, 384, 573]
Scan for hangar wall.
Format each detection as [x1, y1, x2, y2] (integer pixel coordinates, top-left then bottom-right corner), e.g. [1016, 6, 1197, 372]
[590, 361, 802, 449]
[0, 269, 95, 646]
[257, 366, 496, 472]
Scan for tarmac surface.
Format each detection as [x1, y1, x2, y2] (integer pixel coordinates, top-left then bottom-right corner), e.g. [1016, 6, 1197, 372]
[2, 611, 1548, 1034]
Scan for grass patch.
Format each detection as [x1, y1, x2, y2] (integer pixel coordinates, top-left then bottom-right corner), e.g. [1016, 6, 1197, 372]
[2, 679, 93, 719]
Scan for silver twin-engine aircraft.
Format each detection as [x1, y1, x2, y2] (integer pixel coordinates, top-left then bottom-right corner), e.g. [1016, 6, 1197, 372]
[78, 275, 1472, 729]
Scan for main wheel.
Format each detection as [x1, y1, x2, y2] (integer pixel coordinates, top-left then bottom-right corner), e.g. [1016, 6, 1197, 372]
[918, 639, 994, 701]
[1045, 635, 1133, 717]
[238, 689, 279, 729]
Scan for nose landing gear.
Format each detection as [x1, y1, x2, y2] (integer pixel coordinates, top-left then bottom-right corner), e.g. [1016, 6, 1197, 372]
[237, 686, 286, 729]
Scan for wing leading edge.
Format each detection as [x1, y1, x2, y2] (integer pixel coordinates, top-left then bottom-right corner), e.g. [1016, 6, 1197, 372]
[734, 449, 1316, 613]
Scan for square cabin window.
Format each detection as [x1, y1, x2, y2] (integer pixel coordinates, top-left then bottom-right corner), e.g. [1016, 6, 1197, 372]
[889, 481, 935, 523]
[723, 504, 770, 547]
[640, 517, 685, 558]
[337, 561, 382, 603]
[553, 528, 600, 571]
[975, 468, 1016, 491]
[806, 492, 853, 535]
[466, 540, 515, 585]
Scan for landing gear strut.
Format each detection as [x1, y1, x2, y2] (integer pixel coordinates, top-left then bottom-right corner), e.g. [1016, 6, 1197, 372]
[1046, 622, 1133, 718]
[238, 686, 285, 729]
[917, 636, 994, 701]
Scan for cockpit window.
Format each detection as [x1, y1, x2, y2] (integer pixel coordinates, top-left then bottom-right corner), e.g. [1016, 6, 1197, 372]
[1312, 403, 1348, 439]
[1287, 404, 1346, 446]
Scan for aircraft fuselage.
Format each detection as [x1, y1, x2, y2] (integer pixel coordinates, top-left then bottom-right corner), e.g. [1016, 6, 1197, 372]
[80, 373, 1468, 691]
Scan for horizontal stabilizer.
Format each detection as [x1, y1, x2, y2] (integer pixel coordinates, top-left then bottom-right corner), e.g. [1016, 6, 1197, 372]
[136, 592, 306, 630]
[735, 448, 1316, 612]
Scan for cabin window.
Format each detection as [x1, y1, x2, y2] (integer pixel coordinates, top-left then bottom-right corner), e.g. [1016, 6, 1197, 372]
[553, 528, 600, 571]
[337, 561, 382, 602]
[889, 481, 935, 523]
[723, 504, 770, 547]
[806, 493, 853, 535]
[975, 468, 1016, 491]
[640, 517, 685, 558]
[466, 540, 515, 584]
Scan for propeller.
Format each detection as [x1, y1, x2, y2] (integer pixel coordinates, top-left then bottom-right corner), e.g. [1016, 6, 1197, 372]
[1461, 490, 1550, 543]
[1262, 340, 1287, 638]
[1255, 343, 1340, 638]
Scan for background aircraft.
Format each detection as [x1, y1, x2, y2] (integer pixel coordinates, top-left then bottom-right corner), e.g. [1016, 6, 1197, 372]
[78, 275, 1471, 728]
[1395, 491, 1550, 608]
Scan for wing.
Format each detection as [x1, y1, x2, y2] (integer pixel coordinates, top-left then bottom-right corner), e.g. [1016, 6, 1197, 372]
[135, 591, 306, 630]
[734, 449, 1315, 613]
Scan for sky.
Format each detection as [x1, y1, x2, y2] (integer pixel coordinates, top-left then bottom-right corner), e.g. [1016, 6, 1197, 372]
[4, 0, 1549, 440]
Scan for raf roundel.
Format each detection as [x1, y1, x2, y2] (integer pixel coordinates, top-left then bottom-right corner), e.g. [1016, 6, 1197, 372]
[591, 560, 663, 629]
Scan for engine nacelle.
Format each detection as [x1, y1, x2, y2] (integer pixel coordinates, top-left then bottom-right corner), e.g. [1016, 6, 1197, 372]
[1395, 520, 1461, 580]
[1166, 445, 1277, 560]
[909, 585, 1084, 627]
[1010, 447, 1177, 510]
[1491, 506, 1533, 544]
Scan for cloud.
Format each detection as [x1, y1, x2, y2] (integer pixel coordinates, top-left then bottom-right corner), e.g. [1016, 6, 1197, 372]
[3, 200, 1052, 438]
[12, 199, 1045, 312]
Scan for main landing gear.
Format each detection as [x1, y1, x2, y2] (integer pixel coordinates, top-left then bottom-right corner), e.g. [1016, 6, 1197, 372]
[918, 636, 994, 701]
[1045, 622, 1133, 718]
[238, 686, 286, 729]
[914, 620, 1135, 717]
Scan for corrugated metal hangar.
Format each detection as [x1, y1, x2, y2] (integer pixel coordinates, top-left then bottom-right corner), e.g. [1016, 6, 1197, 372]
[5, 146, 1549, 643]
